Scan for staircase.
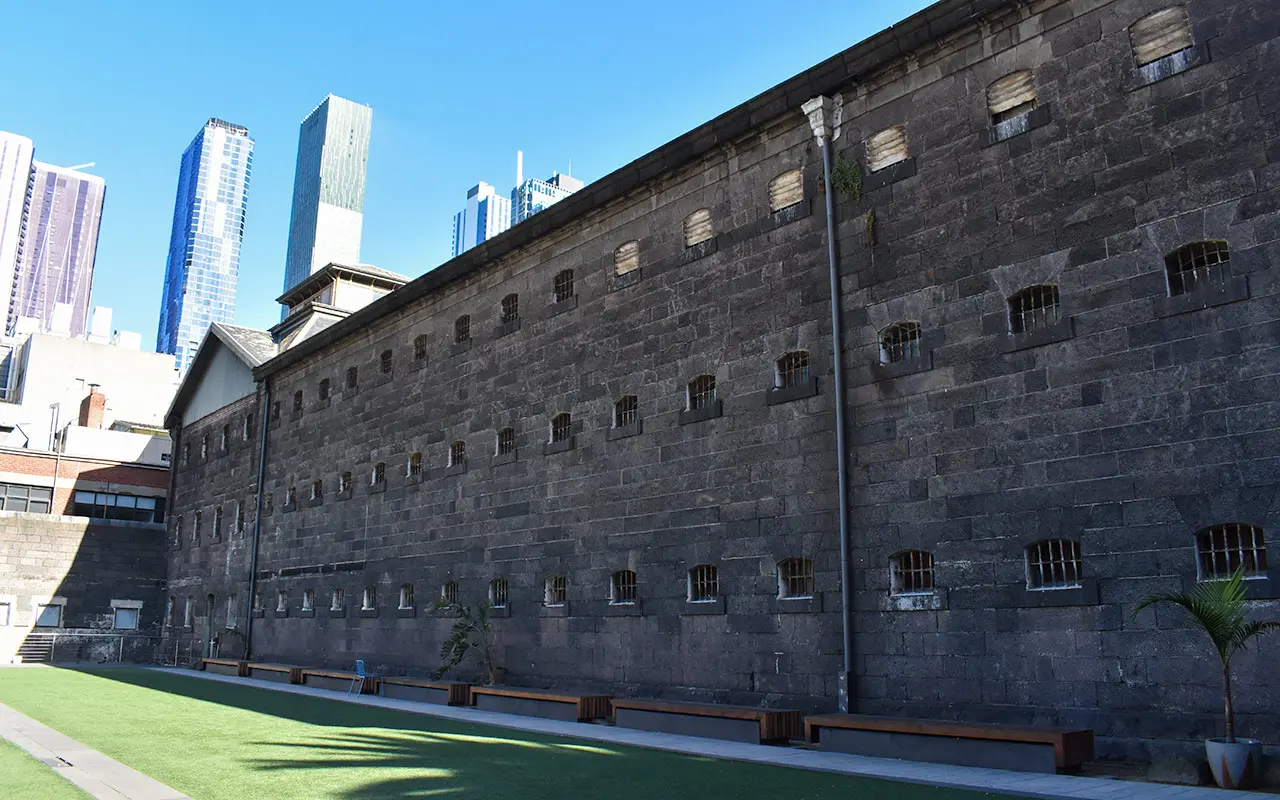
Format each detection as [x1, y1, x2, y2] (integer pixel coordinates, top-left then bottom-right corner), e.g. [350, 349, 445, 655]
[16, 634, 54, 663]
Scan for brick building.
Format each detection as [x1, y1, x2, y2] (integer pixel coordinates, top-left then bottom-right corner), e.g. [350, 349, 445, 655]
[162, 0, 1280, 770]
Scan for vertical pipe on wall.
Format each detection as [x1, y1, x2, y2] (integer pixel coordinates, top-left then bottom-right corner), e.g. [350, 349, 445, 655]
[802, 95, 856, 713]
[244, 379, 271, 661]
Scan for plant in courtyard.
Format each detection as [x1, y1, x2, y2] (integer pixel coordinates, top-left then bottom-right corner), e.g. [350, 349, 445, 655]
[432, 601, 500, 684]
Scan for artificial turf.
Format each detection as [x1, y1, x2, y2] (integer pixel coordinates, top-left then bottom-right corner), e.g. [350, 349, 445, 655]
[0, 668, 1027, 800]
[0, 736, 90, 799]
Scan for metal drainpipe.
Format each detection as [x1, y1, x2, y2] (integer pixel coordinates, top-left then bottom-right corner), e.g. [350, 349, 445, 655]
[802, 95, 856, 713]
[244, 379, 271, 661]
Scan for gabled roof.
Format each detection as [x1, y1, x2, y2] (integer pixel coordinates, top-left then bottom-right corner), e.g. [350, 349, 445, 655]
[276, 262, 410, 309]
[165, 322, 277, 428]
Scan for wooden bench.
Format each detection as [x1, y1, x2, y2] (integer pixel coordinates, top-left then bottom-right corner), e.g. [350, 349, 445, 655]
[300, 668, 380, 695]
[805, 714, 1094, 774]
[200, 658, 247, 677]
[245, 662, 303, 685]
[471, 686, 610, 722]
[380, 678, 472, 706]
[612, 698, 802, 745]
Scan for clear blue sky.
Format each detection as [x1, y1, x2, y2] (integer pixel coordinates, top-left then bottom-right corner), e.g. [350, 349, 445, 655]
[0, 1, 930, 345]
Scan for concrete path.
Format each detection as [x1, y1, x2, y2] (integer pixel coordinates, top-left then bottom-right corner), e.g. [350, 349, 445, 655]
[0, 702, 191, 800]
[153, 667, 1272, 800]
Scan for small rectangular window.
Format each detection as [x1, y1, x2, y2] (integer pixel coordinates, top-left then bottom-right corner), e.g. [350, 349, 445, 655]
[0, 602, 9, 626]
[35, 603, 62, 628]
[988, 71, 1036, 125]
[1131, 7, 1193, 66]
[113, 607, 139, 630]
[866, 126, 908, 172]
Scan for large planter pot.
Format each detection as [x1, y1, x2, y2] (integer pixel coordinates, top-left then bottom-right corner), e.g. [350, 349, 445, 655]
[1205, 738, 1263, 789]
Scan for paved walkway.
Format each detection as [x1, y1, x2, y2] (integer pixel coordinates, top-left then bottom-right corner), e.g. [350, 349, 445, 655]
[154, 667, 1271, 800]
[0, 702, 190, 800]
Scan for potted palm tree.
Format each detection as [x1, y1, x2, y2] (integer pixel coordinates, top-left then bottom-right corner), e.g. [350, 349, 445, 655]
[1136, 568, 1277, 789]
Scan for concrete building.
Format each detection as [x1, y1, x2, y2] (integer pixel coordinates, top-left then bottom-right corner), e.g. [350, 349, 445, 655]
[510, 151, 584, 226]
[0, 133, 34, 328]
[451, 181, 511, 257]
[10, 160, 106, 337]
[162, 0, 1280, 778]
[282, 95, 372, 295]
[156, 119, 255, 375]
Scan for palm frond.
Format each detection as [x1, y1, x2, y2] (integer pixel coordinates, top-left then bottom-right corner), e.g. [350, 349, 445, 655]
[1134, 569, 1253, 663]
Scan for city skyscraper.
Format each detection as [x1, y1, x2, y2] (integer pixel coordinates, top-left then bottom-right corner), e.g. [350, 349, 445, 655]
[156, 118, 254, 374]
[451, 182, 511, 258]
[510, 150, 583, 226]
[9, 160, 105, 337]
[282, 95, 372, 294]
[0, 133, 35, 328]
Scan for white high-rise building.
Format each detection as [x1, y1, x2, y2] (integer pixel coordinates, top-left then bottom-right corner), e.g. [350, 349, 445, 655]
[0, 133, 35, 332]
[510, 150, 584, 226]
[451, 182, 511, 257]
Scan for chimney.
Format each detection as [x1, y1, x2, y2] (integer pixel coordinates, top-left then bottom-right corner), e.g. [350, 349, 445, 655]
[79, 384, 106, 429]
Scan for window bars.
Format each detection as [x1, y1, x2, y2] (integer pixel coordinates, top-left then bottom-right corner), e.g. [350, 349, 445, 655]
[276, 590, 288, 612]
[1026, 539, 1083, 590]
[380, 349, 393, 375]
[880, 322, 922, 364]
[490, 578, 509, 608]
[1008, 285, 1060, 334]
[890, 550, 935, 595]
[611, 570, 638, 604]
[545, 575, 567, 606]
[441, 581, 460, 605]
[330, 588, 345, 611]
[399, 584, 414, 609]
[372, 463, 386, 486]
[688, 375, 716, 411]
[1197, 524, 1268, 580]
[497, 428, 516, 455]
[408, 452, 423, 477]
[293, 391, 303, 413]
[318, 378, 330, 401]
[778, 558, 815, 598]
[455, 315, 471, 343]
[302, 589, 314, 612]
[310, 480, 323, 502]
[688, 564, 719, 602]
[213, 507, 223, 541]
[339, 472, 353, 494]
[1166, 241, 1230, 296]
[450, 440, 466, 466]
[551, 413, 572, 443]
[776, 351, 810, 389]
[346, 366, 358, 389]
[554, 270, 574, 303]
[362, 586, 376, 610]
[413, 334, 428, 361]
[615, 396, 638, 428]
[501, 293, 519, 324]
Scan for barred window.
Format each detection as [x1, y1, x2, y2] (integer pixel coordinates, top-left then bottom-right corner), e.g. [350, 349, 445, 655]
[302, 589, 314, 612]
[441, 581, 460, 605]
[450, 440, 466, 466]
[193, 510, 202, 543]
[0, 483, 53, 513]
[1026, 539, 1083, 590]
[271, 402, 280, 422]
[408, 452, 423, 478]
[372, 462, 386, 486]
[242, 413, 253, 441]
[286, 486, 297, 507]
[866, 126, 909, 172]
[413, 334, 428, 362]
[501, 293, 519, 324]
[362, 585, 376, 610]
[184, 596, 194, 627]
[455, 315, 471, 343]
[276, 590, 288, 613]
[610, 570, 638, 605]
[497, 427, 516, 455]
[988, 71, 1036, 125]
[213, 506, 223, 541]
[263, 493, 273, 515]
[684, 208, 713, 247]
[330, 587, 345, 611]
[399, 583, 414, 609]
[310, 480, 323, 502]
[1131, 6, 1194, 66]
[775, 351, 810, 389]
[614, 395, 638, 428]
[544, 575, 567, 607]
[1008, 285, 1060, 334]
[880, 322, 922, 364]
[554, 269, 574, 303]
[183, 443, 190, 465]
[165, 596, 175, 626]
[318, 378, 330, 402]
[489, 578, 509, 608]
[235, 501, 245, 535]
[1197, 524, 1268, 580]
[339, 472, 352, 494]
[346, 366, 358, 390]
[688, 564, 719, 602]
[890, 551, 935, 596]
[174, 516, 183, 546]
[768, 170, 804, 212]
[224, 595, 236, 629]
[1166, 241, 1230, 297]
[293, 390, 303, 414]
[251, 592, 262, 614]
[777, 557, 814, 599]
[614, 240, 640, 276]
[380, 349, 393, 376]
[201, 434, 209, 459]
[687, 375, 716, 411]
[551, 413, 572, 443]
[219, 424, 229, 452]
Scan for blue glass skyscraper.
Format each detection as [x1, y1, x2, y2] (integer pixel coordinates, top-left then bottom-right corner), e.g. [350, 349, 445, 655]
[157, 119, 253, 373]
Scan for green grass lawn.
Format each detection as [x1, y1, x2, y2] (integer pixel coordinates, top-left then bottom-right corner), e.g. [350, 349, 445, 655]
[0, 668, 1026, 800]
[0, 736, 90, 799]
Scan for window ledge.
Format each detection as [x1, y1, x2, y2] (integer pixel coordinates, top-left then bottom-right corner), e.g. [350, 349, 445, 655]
[1022, 578, 1098, 608]
[298, 608, 315, 618]
[602, 601, 643, 617]
[375, 373, 393, 387]
[328, 607, 346, 619]
[316, 397, 331, 411]
[1001, 317, 1074, 353]
[337, 489, 352, 502]
[1181, 570, 1280, 600]
[681, 597, 726, 616]
[397, 607, 416, 619]
[342, 387, 359, 400]
[873, 351, 934, 381]
[492, 450, 517, 467]
[444, 462, 468, 477]
[767, 376, 819, 406]
[987, 104, 1051, 146]
[680, 238, 718, 265]
[862, 157, 917, 193]
[282, 502, 297, 514]
[549, 295, 578, 317]
[881, 590, 947, 612]
[544, 436, 576, 455]
[358, 607, 379, 619]
[607, 420, 643, 441]
[406, 472, 424, 485]
[274, 609, 289, 619]
[540, 603, 570, 618]
[449, 340, 471, 357]
[410, 358, 427, 373]
[309, 496, 323, 508]
[769, 595, 823, 613]
[496, 319, 521, 338]
[369, 482, 386, 495]
[609, 269, 642, 292]
[1154, 275, 1248, 318]
[1130, 44, 1207, 90]
[679, 400, 723, 426]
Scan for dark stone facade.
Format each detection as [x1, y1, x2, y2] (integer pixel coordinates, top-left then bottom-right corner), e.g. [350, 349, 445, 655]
[163, 0, 1280, 770]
